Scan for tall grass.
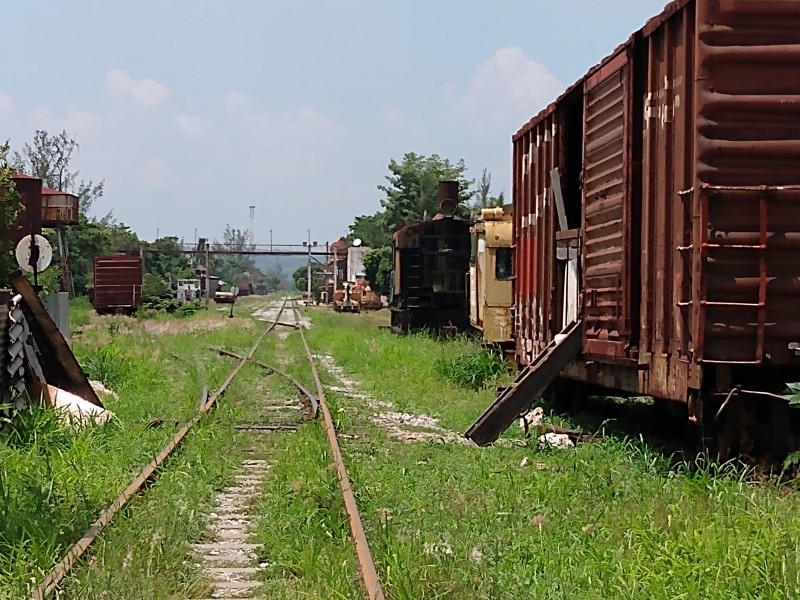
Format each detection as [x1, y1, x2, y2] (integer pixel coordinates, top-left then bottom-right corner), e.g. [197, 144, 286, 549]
[434, 340, 507, 390]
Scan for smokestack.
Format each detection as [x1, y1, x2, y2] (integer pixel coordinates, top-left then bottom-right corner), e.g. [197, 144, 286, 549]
[249, 205, 255, 246]
[436, 181, 459, 217]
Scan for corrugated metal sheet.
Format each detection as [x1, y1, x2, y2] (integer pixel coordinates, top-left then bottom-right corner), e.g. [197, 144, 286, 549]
[581, 50, 634, 360]
[693, 0, 800, 366]
[639, 3, 696, 400]
[510, 0, 800, 403]
[92, 256, 143, 314]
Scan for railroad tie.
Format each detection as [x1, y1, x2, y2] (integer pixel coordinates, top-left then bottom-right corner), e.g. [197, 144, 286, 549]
[192, 458, 271, 599]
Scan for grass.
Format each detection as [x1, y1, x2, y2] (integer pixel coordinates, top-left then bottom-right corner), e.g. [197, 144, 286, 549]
[281, 307, 800, 599]
[0, 300, 265, 598]
[8, 298, 800, 599]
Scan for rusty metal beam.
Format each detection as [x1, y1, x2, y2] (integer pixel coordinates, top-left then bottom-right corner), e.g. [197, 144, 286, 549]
[291, 302, 386, 600]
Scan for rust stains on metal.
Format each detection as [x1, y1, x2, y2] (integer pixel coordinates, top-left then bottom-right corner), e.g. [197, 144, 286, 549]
[41, 187, 80, 227]
[92, 256, 143, 315]
[510, 0, 800, 411]
[9, 174, 43, 245]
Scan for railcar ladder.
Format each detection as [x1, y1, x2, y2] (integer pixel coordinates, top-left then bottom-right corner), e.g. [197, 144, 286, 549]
[405, 252, 423, 307]
[465, 319, 582, 446]
[696, 189, 768, 364]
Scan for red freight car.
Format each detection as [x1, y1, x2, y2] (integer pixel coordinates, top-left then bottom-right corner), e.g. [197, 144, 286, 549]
[468, 0, 800, 458]
[92, 256, 143, 315]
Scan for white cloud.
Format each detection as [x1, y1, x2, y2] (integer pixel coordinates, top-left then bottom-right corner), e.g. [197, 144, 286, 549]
[104, 69, 171, 110]
[176, 114, 213, 139]
[455, 47, 563, 131]
[224, 91, 250, 112]
[25, 106, 104, 139]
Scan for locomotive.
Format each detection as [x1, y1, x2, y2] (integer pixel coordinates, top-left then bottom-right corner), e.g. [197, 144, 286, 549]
[389, 181, 471, 335]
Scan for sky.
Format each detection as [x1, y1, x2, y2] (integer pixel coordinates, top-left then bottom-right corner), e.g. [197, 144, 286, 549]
[2, 0, 670, 247]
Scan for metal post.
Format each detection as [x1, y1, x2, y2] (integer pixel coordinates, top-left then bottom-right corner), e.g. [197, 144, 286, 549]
[306, 229, 312, 304]
[270, 229, 273, 252]
[332, 243, 337, 305]
[205, 244, 210, 310]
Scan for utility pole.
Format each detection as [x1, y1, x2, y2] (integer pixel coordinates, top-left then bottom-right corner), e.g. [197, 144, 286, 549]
[303, 230, 317, 305]
[269, 229, 273, 252]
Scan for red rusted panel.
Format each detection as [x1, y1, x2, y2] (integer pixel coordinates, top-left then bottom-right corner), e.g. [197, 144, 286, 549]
[639, 3, 696, 400]
[512, 89, 584, 367]
[510, 0, 800, 403]
[692, 0, 800, 367]
[41, 188, 80, 227]
[92, 256, 143, 314]
[581, 49, 635, 360]
[9, 175, 43, 245]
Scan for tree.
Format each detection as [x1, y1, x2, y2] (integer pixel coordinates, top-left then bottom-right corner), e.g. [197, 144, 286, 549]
[13, 129, 104, 215]
[363, 247, 392, 296]
[211, 224, 265, 286]
[470, 168, 506, 218]
[0, 141, 22, 285]
[348, 212, 391, 248]
[145, 236, 193, 285]
[378, 153, 475, 227]
[292, 263, 324, 297]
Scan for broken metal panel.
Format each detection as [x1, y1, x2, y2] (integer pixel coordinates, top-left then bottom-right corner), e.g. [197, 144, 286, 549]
[465, 319, 582, 446]
[10, 270, 103, 408]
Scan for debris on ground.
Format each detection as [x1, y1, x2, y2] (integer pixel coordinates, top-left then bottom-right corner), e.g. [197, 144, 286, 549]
[538, 432, 575, 449]
[90, 379, 119, 401]
[316, 353, 470, 445]
[31, 383, 115, 430]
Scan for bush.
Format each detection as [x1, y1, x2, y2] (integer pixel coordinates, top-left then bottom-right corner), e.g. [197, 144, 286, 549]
[434, 344, 506, 390]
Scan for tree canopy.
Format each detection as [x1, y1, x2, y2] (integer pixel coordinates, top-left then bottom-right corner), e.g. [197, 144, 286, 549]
[343, 153, 504, 296]
[378, 152, 475, 227]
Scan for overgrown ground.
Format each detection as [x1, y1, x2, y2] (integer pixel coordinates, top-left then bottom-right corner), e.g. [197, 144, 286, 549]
[0, 297, 280, 598]
[278, 307, 800, 600]
[4, 297, 800, 599]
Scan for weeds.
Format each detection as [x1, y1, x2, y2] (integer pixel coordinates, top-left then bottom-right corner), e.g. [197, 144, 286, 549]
[435, 341, 506, 390]
[74, 342, 131, 388]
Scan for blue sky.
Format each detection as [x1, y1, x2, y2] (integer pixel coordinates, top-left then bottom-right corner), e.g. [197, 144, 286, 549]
[2, 0, 669, 247]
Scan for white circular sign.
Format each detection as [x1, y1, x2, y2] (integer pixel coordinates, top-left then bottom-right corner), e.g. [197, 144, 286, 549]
[15, 235, 53, 273]
[231, 286, 240, 296]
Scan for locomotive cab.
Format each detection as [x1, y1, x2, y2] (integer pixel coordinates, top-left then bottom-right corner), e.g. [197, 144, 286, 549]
[469, 206, 514, 346]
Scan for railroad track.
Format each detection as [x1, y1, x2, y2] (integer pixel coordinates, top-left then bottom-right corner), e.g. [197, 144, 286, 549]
[28, 296, 385, 600]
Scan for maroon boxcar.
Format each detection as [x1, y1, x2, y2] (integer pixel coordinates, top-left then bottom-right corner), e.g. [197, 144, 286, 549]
[511, 0, 800, 452]
[92, 256, 143, 315]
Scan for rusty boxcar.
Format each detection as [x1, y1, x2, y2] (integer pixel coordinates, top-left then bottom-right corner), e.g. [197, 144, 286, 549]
[390, 181, 472, 334]
[92, 256, 143, 315]
[468, 0, 800, 458]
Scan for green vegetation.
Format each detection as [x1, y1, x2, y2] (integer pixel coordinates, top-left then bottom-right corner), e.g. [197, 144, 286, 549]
[5, 299, 800, 599]
[347, 154, 505, 297]
[0, 141, 22, 286]
[0, 305, 263, 598]
[434, 338, 508, 391]
[286, 308, 800, 599]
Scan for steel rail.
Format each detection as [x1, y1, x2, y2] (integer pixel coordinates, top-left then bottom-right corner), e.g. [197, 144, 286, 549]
[212, 347, 319, 419]
[289, 301, 386, 600]
[28, 297, 290, 600]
